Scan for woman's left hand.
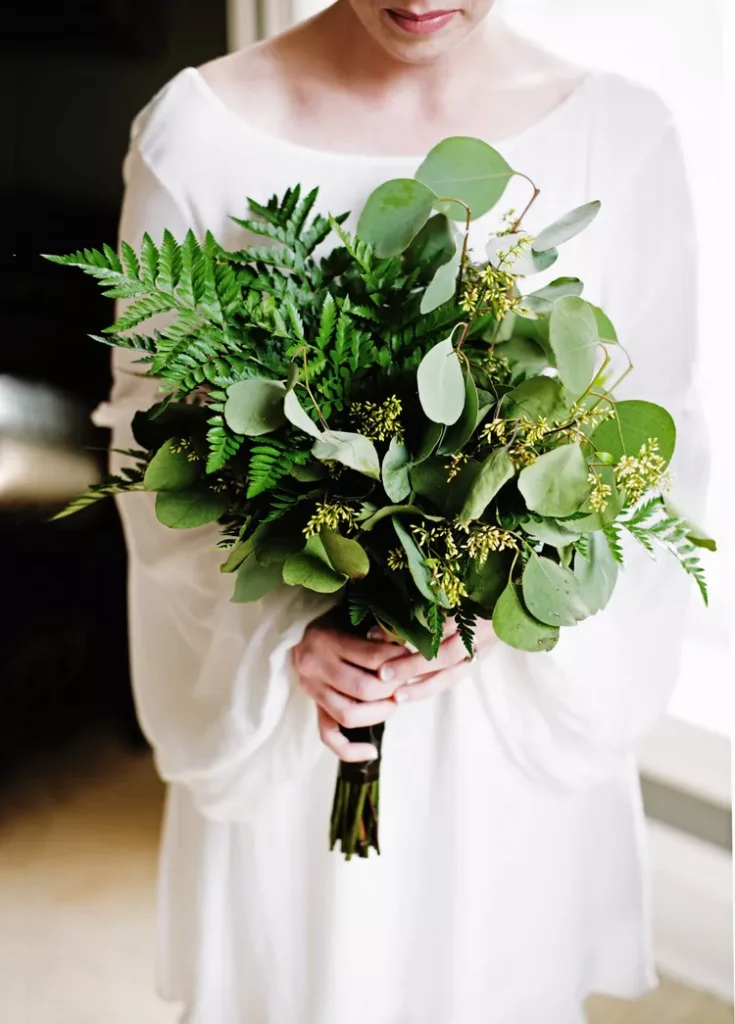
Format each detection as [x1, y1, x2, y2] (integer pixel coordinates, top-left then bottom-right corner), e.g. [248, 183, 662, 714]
[368, 618, 496, 703]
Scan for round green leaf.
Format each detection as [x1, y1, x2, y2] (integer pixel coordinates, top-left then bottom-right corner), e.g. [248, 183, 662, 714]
[412, 420, 443, 464]
[224, 379, 287, 437]
[356, 178, 436, 258]
[492, 582, 559, 653]
[144, 439, 200, 492]
[457, 448, 515, 525]
[417, 337, 466, 426]
[416, 137, 514, 219]
[438, 372, 479, 455]
[532, 200, 602, 252]
[467, 552, 508, 613]
[283, 389, 323, 439]
[573, 532, 619, 615]
[232, 554, 284, 603]
[588, 304, 618, 345]
[493, 335, 549, 380]
[520, 518, 580, 548]
[548, 296, 600, 399]
[522, 554, 591, 627]
[512, 246, 559, 277]
[522, 277, 584, 314]
[155, 486, 228, 529]
[282, 535, 347, 593]
[382, 438, 411, 503]
[312, 430, 381, 480]
[505, 377, 569, 425]
[404, 212, 457, 277]
[320, 528, 370, 579]
[589, 400, 676, 468]
[518, 444, 591, 518]
[420, 245, 462, 314]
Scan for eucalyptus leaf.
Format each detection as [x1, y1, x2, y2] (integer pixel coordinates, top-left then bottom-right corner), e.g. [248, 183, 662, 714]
[492, 582, 559, 653]
[522, 554, 591, 627]
[312, 430, 381, 480]
[286, 363, 300, 390]
[532, 200, 601, 252]
[360, 504, 442, 531]
[522, 277, 584, 314]
[521, 518, 579, 548]
[493, 335, 549, 380]
[155, 486, 228, 529]
[417, 337, 466, 425]
[393, 517, 448, 607]
[254, 531, 306, 568]
[289, 462, 328, 482]
[415, 136, 514, 219]
[220, 524, 271, 573]
[283, 388, 323, 439]
[320, 528, 370, 579]
[382, 438, 411, 502]
[505, 377, 569, 425]
[518, 444, 591, 517]
[466, 552, 508, 612]
[590, 400, 676, 468]
[548, 296, 600, 399]
[232, 554, 284, 603]
[438, 372, 479, 454]
[412, 420, 443, 464]
[282, 534, 347, 593]
[224, 379, 287, 437]
[404, 212, 457, 277]
[144, 439, 200, 492]
[512, 246, 560, 277]
[457, 448, 515, 525]
[356, 178, 436, 257]
[420, 245, 462, 314]
[589, 304, 618, 345]
[573, 532, 619, 614]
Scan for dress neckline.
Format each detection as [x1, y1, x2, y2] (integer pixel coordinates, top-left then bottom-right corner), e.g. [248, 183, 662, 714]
[182, 65, 597, 166]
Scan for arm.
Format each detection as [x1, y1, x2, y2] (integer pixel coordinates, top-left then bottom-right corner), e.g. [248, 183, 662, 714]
[101, 147, 404, 819]
[475, 119, 710, 789]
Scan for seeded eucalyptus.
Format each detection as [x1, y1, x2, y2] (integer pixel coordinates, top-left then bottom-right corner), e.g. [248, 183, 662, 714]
[46, 136, 714, 858]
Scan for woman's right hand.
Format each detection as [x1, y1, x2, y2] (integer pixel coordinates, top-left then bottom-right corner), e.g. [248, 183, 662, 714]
[292, 621, 408, 762]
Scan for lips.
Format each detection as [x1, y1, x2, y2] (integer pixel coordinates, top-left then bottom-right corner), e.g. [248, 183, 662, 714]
[386, 7, 459, 35]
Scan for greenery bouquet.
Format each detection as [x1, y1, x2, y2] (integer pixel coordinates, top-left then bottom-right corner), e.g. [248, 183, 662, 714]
[47, 136, 714, 859]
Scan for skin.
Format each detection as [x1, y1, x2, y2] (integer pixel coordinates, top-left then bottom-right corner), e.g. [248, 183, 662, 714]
[200, 2, 585, 759]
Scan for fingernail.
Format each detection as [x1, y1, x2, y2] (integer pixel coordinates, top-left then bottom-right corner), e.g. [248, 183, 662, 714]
[393, 690, 408, 703]
[380, 666, 395, 682]
[367, 628, 383, 640]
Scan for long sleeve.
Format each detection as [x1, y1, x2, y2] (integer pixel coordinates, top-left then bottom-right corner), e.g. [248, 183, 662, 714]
[476, 115, 709, 789]
[97, 143, 334, 821]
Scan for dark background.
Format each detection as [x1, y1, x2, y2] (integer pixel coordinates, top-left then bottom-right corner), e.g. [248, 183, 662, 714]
[0, 2, 227, 773]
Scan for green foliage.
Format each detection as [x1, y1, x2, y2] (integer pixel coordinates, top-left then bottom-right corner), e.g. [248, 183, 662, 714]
[454, 606, 477, 659]
[427, 603, 447, 658]
[620, 498, 709, 604]
[415, 136, 515, 219]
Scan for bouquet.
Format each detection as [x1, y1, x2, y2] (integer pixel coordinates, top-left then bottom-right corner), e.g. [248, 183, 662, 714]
[46, 136, 714, 859]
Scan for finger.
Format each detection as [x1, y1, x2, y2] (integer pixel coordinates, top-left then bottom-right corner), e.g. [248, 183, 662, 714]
[394, 662, 470, 703]
[338, 634, 408, 672]
[328, 661, 400, 702]
[319, 687, 400, 729]
[443, 617, 460, 638]
[317, 707, 378, 762]
[378, 634, 468, 685]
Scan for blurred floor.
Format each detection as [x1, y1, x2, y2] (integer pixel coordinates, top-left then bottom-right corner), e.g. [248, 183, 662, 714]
[0, 738, 732, 1024]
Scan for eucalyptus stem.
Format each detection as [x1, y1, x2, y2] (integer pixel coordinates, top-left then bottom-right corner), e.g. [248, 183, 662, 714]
[511, 173, 541, 232]
[434, 195, 473, 296]
[294, 345, 329, 429]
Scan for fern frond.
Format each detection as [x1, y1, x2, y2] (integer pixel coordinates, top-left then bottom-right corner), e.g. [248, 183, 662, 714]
[454, 606, 477, 659]
[427, 603, 446, 659]
[603, 524, 625, 565]
[51, 473, 145, 520]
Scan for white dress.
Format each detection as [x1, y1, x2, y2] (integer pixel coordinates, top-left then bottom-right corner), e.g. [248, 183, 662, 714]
[95, 66, 707, 1024]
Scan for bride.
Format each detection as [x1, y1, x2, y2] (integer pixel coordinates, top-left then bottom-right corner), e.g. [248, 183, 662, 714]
[97, 2, 703, 1021]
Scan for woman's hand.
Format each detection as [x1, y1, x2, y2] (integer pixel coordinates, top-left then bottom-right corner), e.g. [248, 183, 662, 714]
[369, 617, 496, 703]
[292, 620, 408, 762]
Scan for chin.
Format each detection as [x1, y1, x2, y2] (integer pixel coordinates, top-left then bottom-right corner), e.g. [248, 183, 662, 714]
[377, 15, 474, 63]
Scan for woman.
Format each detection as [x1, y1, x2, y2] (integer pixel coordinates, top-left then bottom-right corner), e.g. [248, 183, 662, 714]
[97, 2, 704, 1022]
